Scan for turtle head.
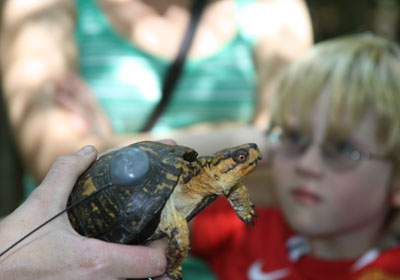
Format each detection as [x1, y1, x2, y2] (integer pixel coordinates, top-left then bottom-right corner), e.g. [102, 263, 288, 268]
[209, 143, 262, 193]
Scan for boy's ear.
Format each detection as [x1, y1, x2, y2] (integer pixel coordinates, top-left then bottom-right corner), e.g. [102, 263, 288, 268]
[390, 176, 400, 208]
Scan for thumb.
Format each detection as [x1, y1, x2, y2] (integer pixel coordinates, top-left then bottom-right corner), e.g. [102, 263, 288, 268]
[38, 146, 97, 209]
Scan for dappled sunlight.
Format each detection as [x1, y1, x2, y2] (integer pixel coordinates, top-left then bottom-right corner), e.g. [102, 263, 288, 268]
[117, 59, 161, 101]
[239, 0, 312, 59]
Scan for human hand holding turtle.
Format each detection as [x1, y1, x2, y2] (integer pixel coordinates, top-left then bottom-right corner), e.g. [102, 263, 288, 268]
[0, 140, 261, 280]
[0, 145, 169, 280]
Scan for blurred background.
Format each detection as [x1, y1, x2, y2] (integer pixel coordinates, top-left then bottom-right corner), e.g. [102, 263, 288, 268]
[0, 0, 399, 216]
[308, 0, 399, 42]
[0, 0, 24, 216]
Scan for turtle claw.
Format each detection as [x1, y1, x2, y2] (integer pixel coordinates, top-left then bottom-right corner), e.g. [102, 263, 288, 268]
[226, 182, 258, 227]
[241, 210, 257, 227]
[167, 268, 183, 280]
[237, 200, 257, 227]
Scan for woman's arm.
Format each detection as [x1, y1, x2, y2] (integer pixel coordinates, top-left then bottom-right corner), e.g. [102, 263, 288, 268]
[253, 0, 313, 128]
[0, 0, 151, 182]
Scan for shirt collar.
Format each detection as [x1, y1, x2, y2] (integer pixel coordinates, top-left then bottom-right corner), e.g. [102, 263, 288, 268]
[286, 235, 379, 271]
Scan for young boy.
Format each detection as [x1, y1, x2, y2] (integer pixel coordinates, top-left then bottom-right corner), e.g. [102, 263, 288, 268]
[189, 34, 400, 279]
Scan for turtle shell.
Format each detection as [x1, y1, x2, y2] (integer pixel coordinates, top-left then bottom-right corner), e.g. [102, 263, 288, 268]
[67, 141, 197, 244]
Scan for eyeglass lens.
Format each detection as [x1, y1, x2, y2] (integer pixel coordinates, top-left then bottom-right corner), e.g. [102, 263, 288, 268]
[268, 128, 365, 170]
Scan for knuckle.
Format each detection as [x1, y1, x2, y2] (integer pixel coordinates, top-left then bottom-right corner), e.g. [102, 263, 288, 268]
[28, 185, 51, 209]
[152, 250, 168, 275]
[53, 155, 79, 170]
[50, 155, 81, 177]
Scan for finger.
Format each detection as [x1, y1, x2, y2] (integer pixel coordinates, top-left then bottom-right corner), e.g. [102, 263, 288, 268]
[153, 274, 172, 280]
[97, 241, 167, 278]
[146, 238, 168, 252]
[37, 146, 97, 208]
[146, 239, 170, 280]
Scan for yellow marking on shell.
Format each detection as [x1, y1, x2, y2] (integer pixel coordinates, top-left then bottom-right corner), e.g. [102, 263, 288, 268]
[130, 220, 138, 227]
[166, 173, 178, 182]
[82, 177, 97, 196]
[91, 202, 100, 213]
[139, 146, 158, 155]
[106, 210, 116, 219]
[105, 201, 117, 218]
[161, 158, 182, 169]
[157, 182, 174, 191]
[142, 187, 150, 193]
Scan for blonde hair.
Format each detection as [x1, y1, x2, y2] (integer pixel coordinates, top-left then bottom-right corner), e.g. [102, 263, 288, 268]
[270, 33, 400, 161]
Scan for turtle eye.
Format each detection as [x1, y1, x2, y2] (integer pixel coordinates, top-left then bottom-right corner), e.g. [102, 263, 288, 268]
[233, 149, 249, 163]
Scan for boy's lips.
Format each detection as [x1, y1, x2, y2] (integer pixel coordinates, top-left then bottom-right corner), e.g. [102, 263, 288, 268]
[291, 186, 322, 205]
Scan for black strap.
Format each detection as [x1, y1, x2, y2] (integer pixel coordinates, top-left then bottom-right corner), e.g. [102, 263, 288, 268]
[141, 0, 208, 132]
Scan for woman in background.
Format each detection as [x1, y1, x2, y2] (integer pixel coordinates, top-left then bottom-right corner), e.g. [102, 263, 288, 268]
[0, 0, 312, 184]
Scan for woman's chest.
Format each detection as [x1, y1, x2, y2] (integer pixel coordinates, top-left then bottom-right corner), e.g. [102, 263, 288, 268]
[96, 0, 237, 59]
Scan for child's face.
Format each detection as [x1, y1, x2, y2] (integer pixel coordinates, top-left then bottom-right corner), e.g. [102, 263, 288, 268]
[270, 90, 394, 255]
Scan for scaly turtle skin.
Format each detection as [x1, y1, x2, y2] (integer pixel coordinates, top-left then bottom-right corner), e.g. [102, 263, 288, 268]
[68, 141, 261, 280]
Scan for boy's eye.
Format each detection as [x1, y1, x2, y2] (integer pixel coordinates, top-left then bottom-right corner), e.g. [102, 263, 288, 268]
[324, 140, 362, 162]
[278, 129, 309, 156]
[267, 126, 310, 157]
[285, 130, 303, 144]
[283, 130, 309, 148]
[333, 140, 354, 155]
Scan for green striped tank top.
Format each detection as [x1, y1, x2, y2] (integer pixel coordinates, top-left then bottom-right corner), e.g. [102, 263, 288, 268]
[74, 0, 257, 134]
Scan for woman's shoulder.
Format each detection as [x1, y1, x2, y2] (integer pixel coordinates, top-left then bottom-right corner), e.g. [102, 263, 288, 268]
[237, 0, 312, 43]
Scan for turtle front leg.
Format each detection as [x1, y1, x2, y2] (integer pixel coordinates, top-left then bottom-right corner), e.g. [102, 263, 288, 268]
[159, 197, 190, 280]
[225, 181, 257, 226]
[164, 216, 189, 280]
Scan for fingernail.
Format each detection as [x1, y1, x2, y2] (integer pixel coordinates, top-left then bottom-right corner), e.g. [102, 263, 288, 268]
[76, 145, 95, 156]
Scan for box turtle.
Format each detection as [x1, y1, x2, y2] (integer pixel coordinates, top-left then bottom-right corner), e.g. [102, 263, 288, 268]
[67, 141, 261, 279]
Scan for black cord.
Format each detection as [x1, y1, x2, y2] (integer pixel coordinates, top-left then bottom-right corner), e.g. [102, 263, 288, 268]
[0, 183, 113, 258]
[141, 0, 209, 132]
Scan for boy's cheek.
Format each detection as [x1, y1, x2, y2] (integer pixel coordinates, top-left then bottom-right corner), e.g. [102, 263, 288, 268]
[271, 159, 293, 185]
[271, 162, 294, 204]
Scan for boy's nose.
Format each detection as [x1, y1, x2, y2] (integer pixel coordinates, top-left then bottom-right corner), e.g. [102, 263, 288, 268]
[294, 143, 324, 177]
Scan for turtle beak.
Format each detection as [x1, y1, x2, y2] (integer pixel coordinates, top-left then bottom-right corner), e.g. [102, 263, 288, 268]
[249, 144, 262, 163]
[241, 147, 261, 176]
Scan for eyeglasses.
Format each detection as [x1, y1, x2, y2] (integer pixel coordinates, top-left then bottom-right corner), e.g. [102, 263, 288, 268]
[266, 126, 392, 171]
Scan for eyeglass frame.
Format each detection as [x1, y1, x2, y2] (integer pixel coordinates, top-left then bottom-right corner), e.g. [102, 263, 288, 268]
[265, 126, 394, 171]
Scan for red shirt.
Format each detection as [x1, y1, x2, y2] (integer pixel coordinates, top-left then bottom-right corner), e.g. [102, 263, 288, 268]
[191, 197, 400, 280]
